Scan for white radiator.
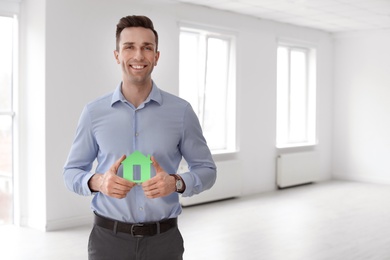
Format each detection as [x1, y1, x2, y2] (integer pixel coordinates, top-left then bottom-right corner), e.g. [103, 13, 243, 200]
[276, 152, 319, 188]
[179, 160, 241, 206]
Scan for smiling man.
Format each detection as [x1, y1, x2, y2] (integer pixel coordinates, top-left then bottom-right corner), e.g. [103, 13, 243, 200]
[63, 15, 216, 260]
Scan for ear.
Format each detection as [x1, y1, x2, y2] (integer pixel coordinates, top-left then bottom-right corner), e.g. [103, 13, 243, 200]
[113, 50, 120, 64]
[154, 51, 160, 66]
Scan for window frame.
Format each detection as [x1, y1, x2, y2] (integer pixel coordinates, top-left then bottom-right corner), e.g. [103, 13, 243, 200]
[179, 23, 237, 155]
[276, 40, 317, 148]
[0, 12, 18, 225]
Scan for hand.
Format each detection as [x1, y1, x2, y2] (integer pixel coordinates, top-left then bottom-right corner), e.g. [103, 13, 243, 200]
[88, 155, 136, 199]
[142, 156, 176, 199]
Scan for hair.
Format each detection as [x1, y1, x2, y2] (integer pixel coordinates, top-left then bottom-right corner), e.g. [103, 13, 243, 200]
[115, 15, 159, 51]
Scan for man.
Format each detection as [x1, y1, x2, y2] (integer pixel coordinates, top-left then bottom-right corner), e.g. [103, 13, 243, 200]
[63, 15, 216, 260]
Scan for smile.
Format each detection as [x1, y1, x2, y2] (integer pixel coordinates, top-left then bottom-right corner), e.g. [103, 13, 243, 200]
[130, 65, 146, 70]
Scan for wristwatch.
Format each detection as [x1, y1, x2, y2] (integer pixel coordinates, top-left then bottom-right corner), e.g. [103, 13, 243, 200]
[173, 174, 184, 193]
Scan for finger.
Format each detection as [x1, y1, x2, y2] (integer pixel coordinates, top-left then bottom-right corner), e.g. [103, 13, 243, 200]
[151, 156, 164, 174]
[115, 178, 136, 189]
[141, 178, 157, 190]
[142, 179, 152, 189]
[145, 191, 159, 199]
[141, 170, 162, 189]
[101, 171, 135, 198]
[110, 154, 127, 174]
[110, 190, 129, 199]
[108, 180, 135, 199]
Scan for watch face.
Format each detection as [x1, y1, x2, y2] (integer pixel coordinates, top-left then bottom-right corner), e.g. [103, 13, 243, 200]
[176, 180, 183, 190]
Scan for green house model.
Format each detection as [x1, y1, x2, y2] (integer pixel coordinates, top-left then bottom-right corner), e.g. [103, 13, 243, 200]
[121, 150, 152, 183]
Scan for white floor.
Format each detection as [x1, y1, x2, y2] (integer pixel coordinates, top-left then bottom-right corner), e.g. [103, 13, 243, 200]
[1, 181, 390, 260]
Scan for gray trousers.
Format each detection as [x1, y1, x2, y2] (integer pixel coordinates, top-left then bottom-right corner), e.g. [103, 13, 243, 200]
[88, 224, 184, 260]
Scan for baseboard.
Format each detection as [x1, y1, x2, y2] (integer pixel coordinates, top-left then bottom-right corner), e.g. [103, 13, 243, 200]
[333, 174, 390, 186]
[46, 214, 93, 231]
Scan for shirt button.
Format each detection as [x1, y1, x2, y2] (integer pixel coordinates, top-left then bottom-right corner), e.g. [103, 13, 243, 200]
[139, 207, 143, 211]
[135, 132, 139, 137]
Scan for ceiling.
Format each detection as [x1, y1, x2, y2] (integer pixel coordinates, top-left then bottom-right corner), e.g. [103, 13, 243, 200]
[173, 0, 390, 33]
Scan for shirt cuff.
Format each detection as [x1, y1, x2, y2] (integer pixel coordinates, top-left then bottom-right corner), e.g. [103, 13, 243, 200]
[179, 172, 195, 197]
[83, 172, 97, 196]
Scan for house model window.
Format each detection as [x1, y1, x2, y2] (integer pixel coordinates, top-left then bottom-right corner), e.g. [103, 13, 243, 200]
[121, 150, 152, 183]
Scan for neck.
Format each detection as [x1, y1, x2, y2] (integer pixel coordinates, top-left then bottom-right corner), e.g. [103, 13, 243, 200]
[121, 80, 153, 108]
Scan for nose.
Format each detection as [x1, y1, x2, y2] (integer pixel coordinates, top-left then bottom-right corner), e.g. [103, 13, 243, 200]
[133, 49, 144, 61]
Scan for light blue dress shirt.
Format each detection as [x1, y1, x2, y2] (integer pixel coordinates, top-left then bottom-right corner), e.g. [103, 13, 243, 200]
[63, 82, 217, 223]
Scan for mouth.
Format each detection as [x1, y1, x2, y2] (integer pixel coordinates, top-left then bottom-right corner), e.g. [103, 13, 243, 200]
[130, 64, 147, 70]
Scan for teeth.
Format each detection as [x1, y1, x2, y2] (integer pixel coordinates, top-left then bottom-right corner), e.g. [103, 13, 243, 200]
[131, 65, 144, 69]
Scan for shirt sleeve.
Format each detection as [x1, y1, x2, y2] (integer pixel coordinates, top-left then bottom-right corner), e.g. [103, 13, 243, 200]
[63, 105, 98, 196]
[179, 104, 217, 197]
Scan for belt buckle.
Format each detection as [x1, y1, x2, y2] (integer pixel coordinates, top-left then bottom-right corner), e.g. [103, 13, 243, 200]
[130, 223, 144, 237]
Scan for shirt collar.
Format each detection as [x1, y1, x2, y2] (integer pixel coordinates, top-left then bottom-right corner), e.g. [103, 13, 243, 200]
[111, 81, 162, 107]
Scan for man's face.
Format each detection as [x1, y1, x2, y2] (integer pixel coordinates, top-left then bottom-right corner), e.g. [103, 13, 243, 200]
[114, 27, 160, 85]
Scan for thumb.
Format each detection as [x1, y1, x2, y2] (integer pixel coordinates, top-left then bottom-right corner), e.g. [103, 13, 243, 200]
[110, 154, 126, 175]
[151, 156, 164, 174]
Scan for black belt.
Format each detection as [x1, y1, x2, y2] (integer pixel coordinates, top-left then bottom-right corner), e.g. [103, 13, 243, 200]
[94, 213, 177, 237]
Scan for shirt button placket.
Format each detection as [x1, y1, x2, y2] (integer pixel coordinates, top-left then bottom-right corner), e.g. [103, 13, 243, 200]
[133, 110, 138, 150]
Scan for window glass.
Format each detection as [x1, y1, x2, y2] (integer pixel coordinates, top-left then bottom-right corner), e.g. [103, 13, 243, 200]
[289, 49, 307, 142]
[203, 37, 229, 150]
[179, 27, 236, 153]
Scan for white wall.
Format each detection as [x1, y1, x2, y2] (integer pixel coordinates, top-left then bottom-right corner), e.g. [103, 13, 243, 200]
[19, 0, 333, 230]
[333, 30, 390, 184]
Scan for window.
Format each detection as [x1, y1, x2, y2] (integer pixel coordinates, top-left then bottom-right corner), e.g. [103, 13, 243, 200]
[276, 43, 316, 148]
[0, 15, 16, 224]
[179, 25, 236, 153]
